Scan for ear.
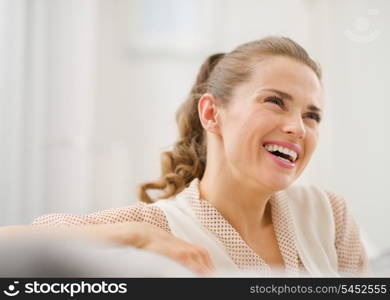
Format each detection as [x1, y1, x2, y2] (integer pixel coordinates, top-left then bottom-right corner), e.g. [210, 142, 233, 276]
[198, 93, 221, 134]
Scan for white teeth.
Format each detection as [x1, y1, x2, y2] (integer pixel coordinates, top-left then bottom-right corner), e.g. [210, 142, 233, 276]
[264, 144, 298, 162]
[287, 149, 297, 162]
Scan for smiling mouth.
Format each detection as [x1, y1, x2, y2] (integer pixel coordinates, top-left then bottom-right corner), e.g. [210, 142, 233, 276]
[263, 144, 298, 163]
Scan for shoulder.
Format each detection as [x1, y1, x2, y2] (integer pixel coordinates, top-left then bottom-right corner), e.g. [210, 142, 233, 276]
[91, 202, 169, 223]
[32, 202, 171, 232]
[323, 190, 349, 222]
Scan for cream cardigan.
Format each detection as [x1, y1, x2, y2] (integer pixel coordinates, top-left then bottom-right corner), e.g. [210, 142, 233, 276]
[33, 179, 369, 277]
[154, 180, 339, 277]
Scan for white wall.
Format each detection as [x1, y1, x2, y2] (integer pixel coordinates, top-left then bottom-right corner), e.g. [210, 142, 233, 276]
[1, 0, 389, 253]
[305, 0, 390, 254]
[0, 0, 98, 220]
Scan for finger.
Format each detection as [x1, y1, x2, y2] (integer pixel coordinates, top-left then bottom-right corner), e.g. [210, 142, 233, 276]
[191, 247, 214, 273]
[175, 255, 205, 276]
[198, 248, 215, 272]
[189, 250, 213, 276]
[187, 258, 211, 277]
[175, 249, 210, 276]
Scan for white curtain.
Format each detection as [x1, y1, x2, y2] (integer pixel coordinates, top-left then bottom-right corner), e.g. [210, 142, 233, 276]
[0, 0, 29, 225]
[0, 0, 97, 225]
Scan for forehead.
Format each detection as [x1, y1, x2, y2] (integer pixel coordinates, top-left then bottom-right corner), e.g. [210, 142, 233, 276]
[240, 55, 323, 107]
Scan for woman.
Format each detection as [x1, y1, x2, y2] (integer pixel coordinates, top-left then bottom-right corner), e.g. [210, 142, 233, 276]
[3, 37, 369, 277]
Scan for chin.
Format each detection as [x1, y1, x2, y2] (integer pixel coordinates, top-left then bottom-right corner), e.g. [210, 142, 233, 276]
[257, 174, 295, 192]
[268, 181, 292, 192]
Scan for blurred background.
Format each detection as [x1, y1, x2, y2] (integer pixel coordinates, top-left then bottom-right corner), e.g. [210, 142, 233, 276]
[0, 0, 389, 265]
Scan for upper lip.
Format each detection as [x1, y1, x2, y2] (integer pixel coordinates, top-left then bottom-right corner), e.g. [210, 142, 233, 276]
[263, 140, 302, 160]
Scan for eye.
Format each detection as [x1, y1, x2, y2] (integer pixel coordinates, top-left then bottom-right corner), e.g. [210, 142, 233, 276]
[264, 96, 285, 108]
[304, 112, 321, 123]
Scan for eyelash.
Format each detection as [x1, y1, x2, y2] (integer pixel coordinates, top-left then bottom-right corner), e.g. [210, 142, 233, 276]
[304, 112, 321, 123]
[265, 96, 285, 108]
[264, 96, 321, 123]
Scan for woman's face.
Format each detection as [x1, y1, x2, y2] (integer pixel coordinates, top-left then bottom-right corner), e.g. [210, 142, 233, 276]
[218, 55, 323, 192]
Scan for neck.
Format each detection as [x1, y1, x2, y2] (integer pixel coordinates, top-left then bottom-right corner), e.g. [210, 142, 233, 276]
[199, 160, 274, 239]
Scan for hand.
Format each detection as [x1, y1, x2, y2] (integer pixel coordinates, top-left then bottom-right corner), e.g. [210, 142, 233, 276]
[0, 222, 216, 276]
[79, 222, 215, 276]
[133, 222, 215, 276]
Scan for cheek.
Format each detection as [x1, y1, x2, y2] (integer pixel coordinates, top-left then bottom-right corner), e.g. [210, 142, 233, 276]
[219, 108, 281, 159]
[304, 130, 319, 159]
[296, 132, 318, 177]
[221, 120, 260, 164]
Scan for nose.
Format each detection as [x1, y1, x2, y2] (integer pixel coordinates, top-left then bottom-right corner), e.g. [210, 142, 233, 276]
[281, 114, 306, 139]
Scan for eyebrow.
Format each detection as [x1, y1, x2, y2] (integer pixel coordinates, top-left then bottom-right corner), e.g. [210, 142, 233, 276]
[259, 88, 322, 114]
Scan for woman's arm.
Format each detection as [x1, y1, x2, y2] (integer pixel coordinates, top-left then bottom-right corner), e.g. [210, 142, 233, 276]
[32, 203, 170, 231]
[0, 222, 141, 245]
[0, 220, 214, 276]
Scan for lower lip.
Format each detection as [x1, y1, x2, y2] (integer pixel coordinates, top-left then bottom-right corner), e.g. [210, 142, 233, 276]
[264, 149, 296, 169]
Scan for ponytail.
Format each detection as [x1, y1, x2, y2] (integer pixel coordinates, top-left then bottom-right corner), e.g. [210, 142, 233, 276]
[137, 53, 225, 203]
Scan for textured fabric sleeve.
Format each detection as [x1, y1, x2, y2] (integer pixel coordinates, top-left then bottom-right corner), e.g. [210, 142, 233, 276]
[32, 203, 171, 233]
[326, 191, 371, 277]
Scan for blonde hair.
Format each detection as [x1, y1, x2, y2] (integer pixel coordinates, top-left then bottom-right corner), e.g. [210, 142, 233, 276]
[138, 36, 321, 203]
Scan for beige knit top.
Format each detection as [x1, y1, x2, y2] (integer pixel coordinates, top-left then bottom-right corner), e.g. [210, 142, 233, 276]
[32, 181, 369, 277]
